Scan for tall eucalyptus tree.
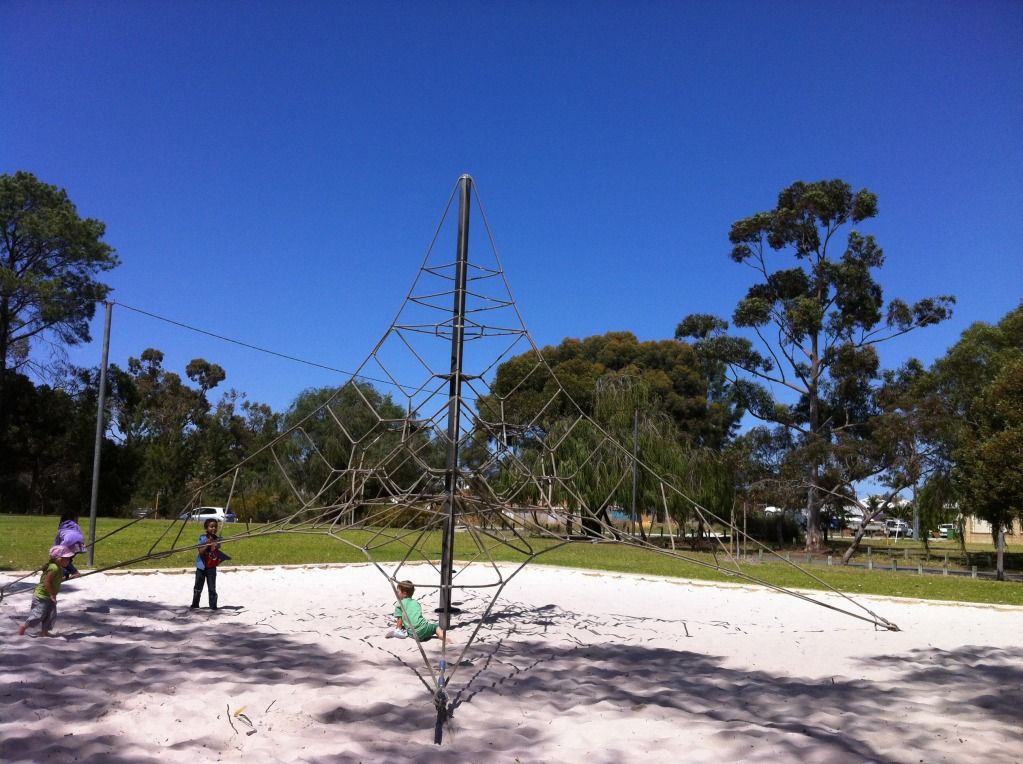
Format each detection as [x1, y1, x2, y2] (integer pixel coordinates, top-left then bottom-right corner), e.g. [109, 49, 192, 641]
[678, 180, 954, 552]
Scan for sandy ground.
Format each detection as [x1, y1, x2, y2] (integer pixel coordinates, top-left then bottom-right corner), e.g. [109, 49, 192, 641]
[1, 562, 1021, 764]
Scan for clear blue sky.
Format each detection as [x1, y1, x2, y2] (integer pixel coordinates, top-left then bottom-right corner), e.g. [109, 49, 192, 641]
[2, 1, 1021, 414]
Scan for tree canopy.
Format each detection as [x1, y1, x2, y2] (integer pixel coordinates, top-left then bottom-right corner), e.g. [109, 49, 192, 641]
[480, 331, 742, 449]
[0, 171, 119, 377]
[677, 179, 954, 552]
[0, 171, 120, 511]
[924, 304, 1023, 538]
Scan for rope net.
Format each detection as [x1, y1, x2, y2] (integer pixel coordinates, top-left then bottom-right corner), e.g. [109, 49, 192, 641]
[2, 178, 898, 742]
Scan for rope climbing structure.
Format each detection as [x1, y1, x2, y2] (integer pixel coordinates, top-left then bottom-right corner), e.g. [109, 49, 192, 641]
[2, 175, 900, 744]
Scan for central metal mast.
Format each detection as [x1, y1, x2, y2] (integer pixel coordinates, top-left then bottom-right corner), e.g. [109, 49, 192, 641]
[438, 174, 471, 630]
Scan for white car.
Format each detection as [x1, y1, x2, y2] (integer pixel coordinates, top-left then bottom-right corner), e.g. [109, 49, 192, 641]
[179, 506, 228, 523]
[884, 519, 913, 538]
[938, 523, 956, 539]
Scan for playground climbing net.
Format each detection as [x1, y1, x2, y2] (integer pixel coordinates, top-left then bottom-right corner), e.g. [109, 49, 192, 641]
[1, 177, 899, 744]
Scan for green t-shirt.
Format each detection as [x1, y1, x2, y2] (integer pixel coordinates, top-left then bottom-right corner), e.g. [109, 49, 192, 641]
[393, 597, 437, 640]
[33, 563, 63, 601]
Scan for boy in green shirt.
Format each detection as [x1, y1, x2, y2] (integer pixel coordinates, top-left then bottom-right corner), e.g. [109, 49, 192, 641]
[386, 580, 446, 642]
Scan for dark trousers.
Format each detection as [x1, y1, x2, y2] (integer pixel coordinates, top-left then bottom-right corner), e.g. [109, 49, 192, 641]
[192, 568, 218, 608]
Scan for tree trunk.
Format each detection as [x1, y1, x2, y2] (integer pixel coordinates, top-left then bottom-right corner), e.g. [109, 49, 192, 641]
[841, 505, 886, 564]
[581, 506, 602, 537]
[695, 516, 707, 551]
[911, 482, 921, 542]
[841, 525, 870, 565]
[805, 323, 825, 554]
[0, 295, 12, 446]
[996, 526, 1005, 582]
[805, 482, 825, 553]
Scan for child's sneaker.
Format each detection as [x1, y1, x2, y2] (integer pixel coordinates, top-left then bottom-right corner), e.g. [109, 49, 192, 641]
[385, 628, 408, 639]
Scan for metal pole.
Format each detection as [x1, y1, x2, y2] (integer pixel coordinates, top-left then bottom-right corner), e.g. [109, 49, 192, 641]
[438, 175, 471, 629]
[87, 301, 113, 566]
[630, 408, 638, 536]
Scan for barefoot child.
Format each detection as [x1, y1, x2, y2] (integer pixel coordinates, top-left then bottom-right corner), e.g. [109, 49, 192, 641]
[385, 580, 445, 641]
[17, 545, 74, 637]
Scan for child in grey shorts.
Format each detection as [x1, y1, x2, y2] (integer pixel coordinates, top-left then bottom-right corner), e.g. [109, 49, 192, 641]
[17, 545, 74, 637]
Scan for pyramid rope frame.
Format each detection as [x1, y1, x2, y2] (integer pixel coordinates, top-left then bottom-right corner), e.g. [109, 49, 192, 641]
[0, 176, 900, 745]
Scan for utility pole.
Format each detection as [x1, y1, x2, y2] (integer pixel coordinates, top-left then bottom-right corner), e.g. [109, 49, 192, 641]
[87, 301, 113, 566]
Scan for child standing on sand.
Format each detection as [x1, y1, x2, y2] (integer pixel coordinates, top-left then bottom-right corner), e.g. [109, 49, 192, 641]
[191, 519, 230, 610]
[385, 580, 445, 641]
[17, 545, 74, 637]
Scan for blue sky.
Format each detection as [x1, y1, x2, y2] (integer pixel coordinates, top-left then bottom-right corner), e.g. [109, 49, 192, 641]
[2, 1, 1021, 415]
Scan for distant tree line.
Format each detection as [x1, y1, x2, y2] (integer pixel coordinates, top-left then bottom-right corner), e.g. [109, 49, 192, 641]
[1, 171, 1019, 554]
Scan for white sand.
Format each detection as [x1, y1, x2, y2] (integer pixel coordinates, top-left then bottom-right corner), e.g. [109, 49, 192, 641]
[2, 563, 1021, 763]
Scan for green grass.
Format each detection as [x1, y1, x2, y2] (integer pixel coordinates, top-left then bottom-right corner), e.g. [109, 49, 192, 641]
[2, 514, 1021, 607]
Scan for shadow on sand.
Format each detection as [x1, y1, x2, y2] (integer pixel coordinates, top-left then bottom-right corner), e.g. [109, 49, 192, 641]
[2, 593, 1020, 763]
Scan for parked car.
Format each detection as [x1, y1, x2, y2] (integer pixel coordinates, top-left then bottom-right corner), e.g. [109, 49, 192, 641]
[884, 519, 913, 538]
[131, 507, 153, 519]
[848, 518, 885, 536]
[938, 523, 956, 539]
[179, 506, 228, 523]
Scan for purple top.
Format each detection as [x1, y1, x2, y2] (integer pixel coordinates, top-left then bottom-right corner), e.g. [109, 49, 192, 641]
[54, 520, 86, 554]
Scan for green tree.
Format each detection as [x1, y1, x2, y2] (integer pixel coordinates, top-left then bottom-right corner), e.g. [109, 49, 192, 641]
[678, 180, 953, 552]
[925, 305, 1023, 564]
[0, 172, 119, 494]
[834, 361, 942, 563]
[106, 349, 227, 510]
[481, 331, 741, 449]
[275, 381, 439, 516]
[0, 371, 89, 513]
[0, 171, 119, 386]
[0, 367, 131, 514]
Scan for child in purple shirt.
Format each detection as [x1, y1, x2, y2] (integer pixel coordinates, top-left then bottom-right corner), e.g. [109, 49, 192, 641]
[54, 511, 86, 579]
